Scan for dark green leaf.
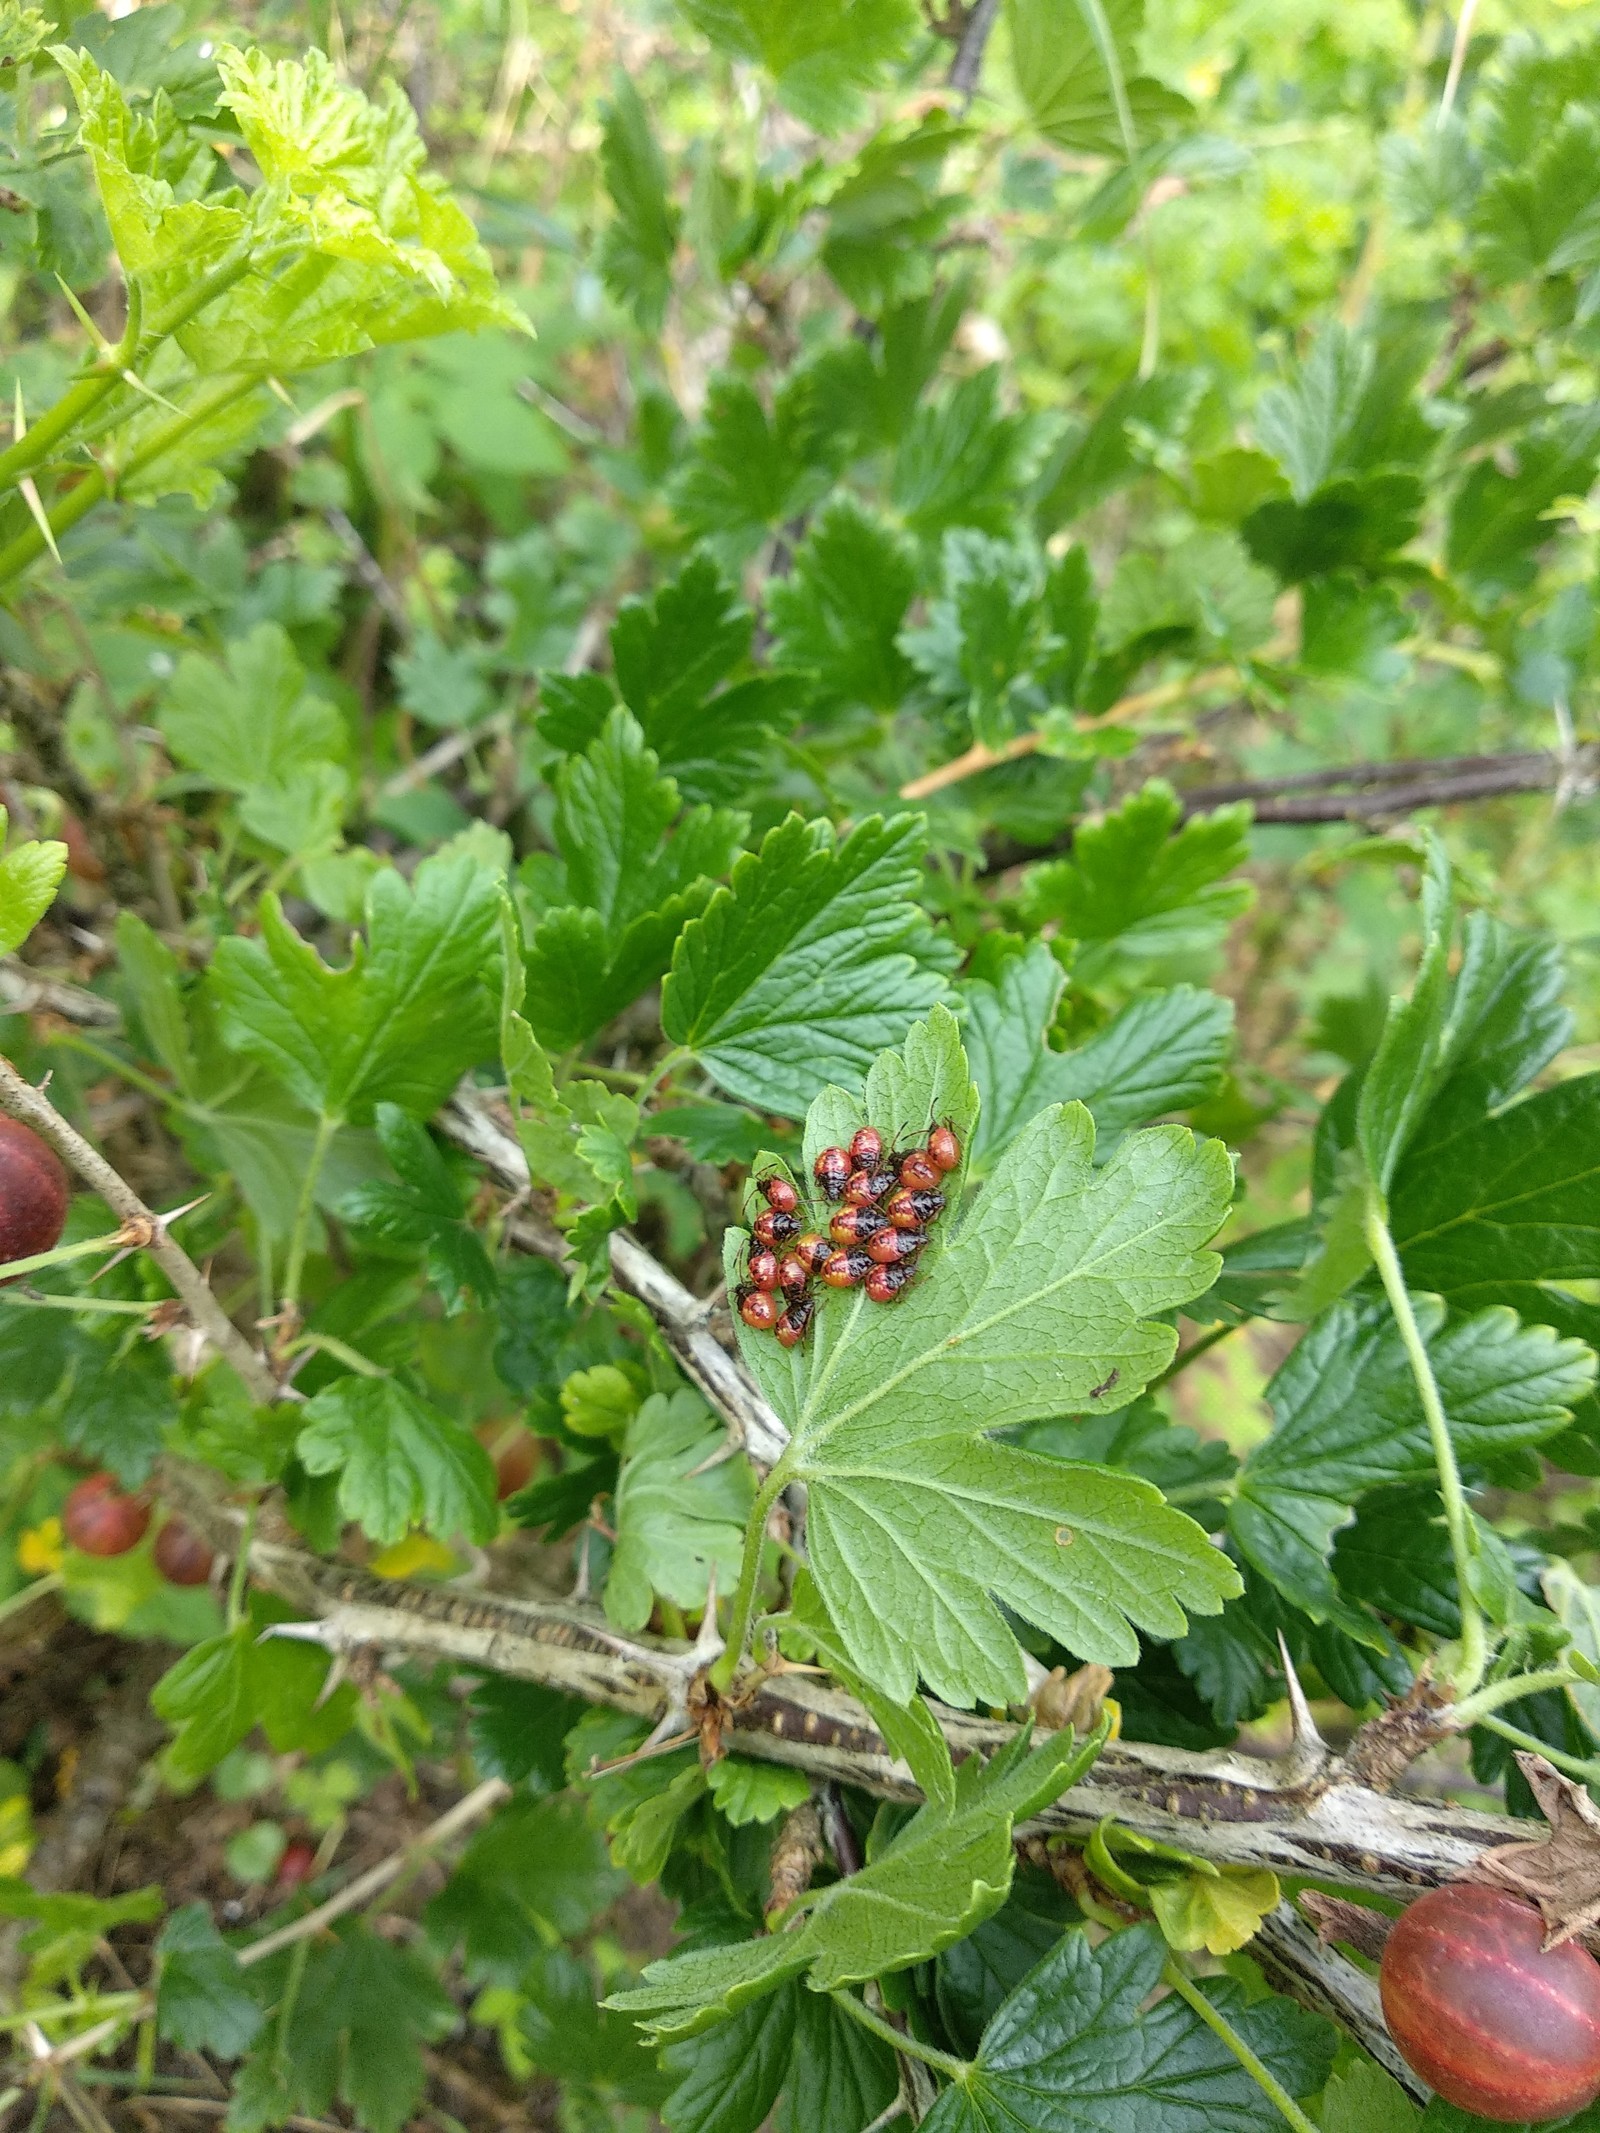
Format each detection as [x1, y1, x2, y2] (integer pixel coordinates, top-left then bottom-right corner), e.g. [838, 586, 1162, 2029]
[599, 69, 680, 331]
[155, 1904, 264, 2058]
[296, 1376, 499, 1546]
[766, 495, 918, 713]
[425, 1796, 622, 1983]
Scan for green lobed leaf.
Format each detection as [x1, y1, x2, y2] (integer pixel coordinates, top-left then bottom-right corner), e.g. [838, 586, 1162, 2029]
[704, 1757, 811, 1828]
[730, 1008, 1238, 1707]
[765, 494, 918, 713]
[152, 1594, 357, 1789]
[920, 1922, 1336, 2132]
[0, 806, 67, 958]
[662, 812, 953, 1117]
[610, 1718, 1107, 2041]
[678, 0, 920, 133]
[603, 1390, 754, 1633]
[1232, 1296, 1594, 1636]
[154, 1905, 264, 2058]
[1017, 781, 1254, 988]
[660, 1980, 897, 2133]
[598, 68, 680, 332]
[296, 1375, 499, 1547]
[424, 1795, 622, 1984]
[961, 940, 1233, 1172]
[210, 848, 502, 1127]
[1007, 0, 1190, 158]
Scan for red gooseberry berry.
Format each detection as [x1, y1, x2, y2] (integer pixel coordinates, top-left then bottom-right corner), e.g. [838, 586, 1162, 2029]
[274, 1838, 319, 1892]
[153, 1517, 216, 1587]
[0, 1118, 69, 1269]
[62, 1472, 150, 1557]
[1380, 1883, 1600, 2123]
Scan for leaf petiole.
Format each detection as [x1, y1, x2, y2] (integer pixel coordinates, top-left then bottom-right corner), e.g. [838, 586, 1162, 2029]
[1364, 1190, 1487, 1696]
[282, 1111, 341, 1314]
[1450, 1666, 1583, 1729]
[828, 1989, 970, 2082]
[1470, 1713, 1600, 1789]
[1160, 1959, 1319, 2133]
[709, 1457, 793, 1693]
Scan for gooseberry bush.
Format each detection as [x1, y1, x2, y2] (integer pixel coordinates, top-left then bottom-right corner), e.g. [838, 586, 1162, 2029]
[4, 1, 1600, 2129]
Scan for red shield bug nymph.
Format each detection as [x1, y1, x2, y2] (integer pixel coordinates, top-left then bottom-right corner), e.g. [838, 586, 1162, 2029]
[775, 1296, 816, 1349]
[821, 1247, 873, 1288]
[753, 1207, 801, 1249]
[813, 1146, 851, 1201]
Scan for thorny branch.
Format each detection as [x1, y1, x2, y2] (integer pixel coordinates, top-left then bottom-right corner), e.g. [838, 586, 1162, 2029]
[0, 1052, 281, 1404]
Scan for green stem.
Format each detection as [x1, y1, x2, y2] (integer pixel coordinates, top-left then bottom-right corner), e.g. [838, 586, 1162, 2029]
[226, 1503, 257, 1630]
[0, 374, 261, 590]
[0, 1993, 144, 2033]
[1451, 1667, 1581, 1729]
[0, 1290, 161, 1316]
[1152, 1321, 1234, 1388]
[1472, 1712, 1600, 1787]
[282, 1111, 339, 1315]
[828, 1991, 970, 2082]
[1161, 1961, 1318, 2133]
[1365, 1192, 1487, 1696]
[284, 1331, 390, 1379]
[0, 1227, 129, 1282]
[0, 247, 255, 494]
[709, 1460, 792, 1693]
[631, 1046, 691, 1113]
[0, 1574, 62, 1628]
[45, 1031, 175, 1107]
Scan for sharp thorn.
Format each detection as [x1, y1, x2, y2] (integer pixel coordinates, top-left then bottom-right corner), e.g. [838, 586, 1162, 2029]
[1277, 1631, 1331, 1778]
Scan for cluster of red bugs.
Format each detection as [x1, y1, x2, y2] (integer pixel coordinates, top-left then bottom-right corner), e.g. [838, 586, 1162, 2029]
[735, 1119, 961, 1349]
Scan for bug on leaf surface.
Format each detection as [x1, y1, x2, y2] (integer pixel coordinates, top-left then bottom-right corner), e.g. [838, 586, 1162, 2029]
[866, 1262, 915, 1303]
[848, 1126, 883, 1169]
[757, 1174, 799, 1215]
[776, 1252, 811, 1297]
[843, 1166, 898, 1208]
[738, 1286, 781, 1332]
[830, 1205, 887, 1247]
[898, 1148, 941, 1192]
[821, 1247, 873, 1288]
[813, 1147, 850, 1202]
[928, 1122, 962, 1173]
[775, 1297, 815, 1349]
[746, 1247, 782, 1291]
[753, 1208, 801, 1249]
[867, 1226, 924, 1266]
[885, 1186, 944, 1231]
[793, 1232, 831, 1274]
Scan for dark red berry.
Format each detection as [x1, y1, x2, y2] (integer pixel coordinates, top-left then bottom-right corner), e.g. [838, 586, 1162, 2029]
[274, 1838, 318, 1892]
[739, 1288, 781, 1331]
[153, 1517, 215, 1587]
[813, 1148, 850, 1202]
[775, 1297, 815, 1349]
[776, 1252, 810, 1297]
[62, 1473, 150, 1557]
[898, 1148, 941, 1192]
[830, 1206, 887, 1247]
[843, 1167, 897, 1208]
[0, 1118, 69, 1269]
[821, 1248, 872, 1288]
[759, 1175, 800, 1216]
[868, 1226, 925, 1265]
[491, 1430, 538, 1500]
[1380, 1884, 1600, 2122]
[928, 1123, 962, 1174]
[753, 1208, 800, 1249]
[866, 1262, 914, 1303]
[793, 1233, 831, 1275]
[849, 1127, 883, 1169]
[886, 1187, 944, 1231]
[747, 1247, 782, 1291]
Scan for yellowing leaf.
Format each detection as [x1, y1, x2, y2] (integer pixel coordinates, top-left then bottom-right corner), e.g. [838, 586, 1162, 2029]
[1150, 1864, 1281, 1955]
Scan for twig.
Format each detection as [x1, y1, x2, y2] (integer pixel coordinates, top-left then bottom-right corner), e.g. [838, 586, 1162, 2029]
[237, 1777, 510, 1967]
[437, 1084, 790, 1466]
[322, 507, 410, 637]
[0, 962, 119, 1028]
[948, 0, 999, 97]
[0, 1054, 280, 1405]
[1438, 0, 1480, 125]
[1253, 1903, 1426, 2102]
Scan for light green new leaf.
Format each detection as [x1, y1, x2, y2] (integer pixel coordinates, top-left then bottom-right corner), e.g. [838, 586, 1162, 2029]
[1007, 0, 1190, 159]
[662, 812, 952, 1117]
[296, 1376, 499, 1546]
[0, 3, 48, 63]
[0, 807, 66, 957]
[153, 1595, 357, 1789]
[679, 0, 920, 133]
[733, 1009, 1238, 1706]
[1149, 1863, 1281, 1956]
[920, 1923, 1335, 2133]
[1320, 2061, 1420, 2133]
[522, 709, 744, 1050]
[1542, 1562, 1600, 1743]
[1018, 781, 1254, 987]
[159, 625, 349, 857]
[705, 1757, 811, 1827]
[1232, 1296, 1594, 1636]
[610, 1718, 1107, 2042]
[599, 69, 680, 332]
[961, 941, 1233, 1171]
[604, 1391, 754, 1633]
[210, 849, 501, 1127]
